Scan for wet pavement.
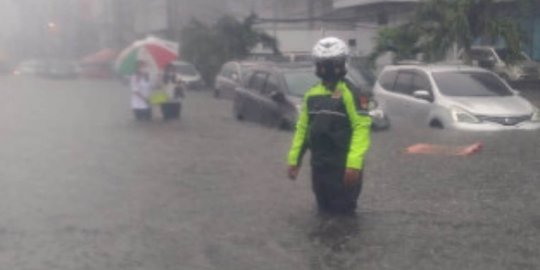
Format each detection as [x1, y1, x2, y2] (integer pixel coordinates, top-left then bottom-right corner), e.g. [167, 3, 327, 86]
[1, 76, 540, 270]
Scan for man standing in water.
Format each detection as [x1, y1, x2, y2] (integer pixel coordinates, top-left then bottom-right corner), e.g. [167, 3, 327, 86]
[287, 37, 372, 213]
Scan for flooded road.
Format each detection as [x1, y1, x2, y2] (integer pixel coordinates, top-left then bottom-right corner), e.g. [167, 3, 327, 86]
[1, 76, 539, 269]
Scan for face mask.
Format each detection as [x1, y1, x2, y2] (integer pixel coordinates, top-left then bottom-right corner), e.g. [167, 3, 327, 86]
[316, 60, 347, 84]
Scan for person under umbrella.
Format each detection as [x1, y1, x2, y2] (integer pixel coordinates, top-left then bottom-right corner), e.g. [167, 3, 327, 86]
[160, 63, 185, 120]
[130, 61, 152, 121]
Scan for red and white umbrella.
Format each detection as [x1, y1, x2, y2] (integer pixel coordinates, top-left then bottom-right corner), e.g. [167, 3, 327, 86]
[115, 36, 179, 75]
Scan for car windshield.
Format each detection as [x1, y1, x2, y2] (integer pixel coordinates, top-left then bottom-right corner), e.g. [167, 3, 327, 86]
[433, 71, 514, 97]
[284, 70, 319, 97]
[176, 64, 198, 76]
[495, 48, 528, 62]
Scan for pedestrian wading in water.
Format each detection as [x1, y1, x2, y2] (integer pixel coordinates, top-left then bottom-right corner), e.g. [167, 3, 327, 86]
[287, 37, 372, 213]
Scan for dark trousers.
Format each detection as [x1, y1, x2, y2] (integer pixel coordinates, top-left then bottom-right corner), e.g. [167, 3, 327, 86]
[133, 108, 152, 121]
[160, 102, 181, 120]
[311, 166, 363, 213]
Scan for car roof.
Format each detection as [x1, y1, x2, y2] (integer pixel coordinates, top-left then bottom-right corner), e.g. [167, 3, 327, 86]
[382, 64, 490, 74]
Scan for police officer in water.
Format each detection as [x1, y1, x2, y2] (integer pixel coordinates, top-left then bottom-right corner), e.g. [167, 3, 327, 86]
[287, 37, 372, 213]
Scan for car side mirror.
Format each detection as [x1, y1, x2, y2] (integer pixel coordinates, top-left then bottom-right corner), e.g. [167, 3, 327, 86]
[413, 90, 433, 102]
[270, 91, 286, 103]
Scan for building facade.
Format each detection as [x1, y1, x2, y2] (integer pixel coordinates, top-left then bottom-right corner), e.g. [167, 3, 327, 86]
[91, 0, 540, 60]
[93, 0, 333, 50]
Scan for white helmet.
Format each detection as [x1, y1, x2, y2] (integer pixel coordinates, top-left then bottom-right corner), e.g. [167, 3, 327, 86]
[312, 37, 349, 61]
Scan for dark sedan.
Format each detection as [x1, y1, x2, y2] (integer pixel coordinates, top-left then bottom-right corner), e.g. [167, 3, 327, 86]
[233, 63, 390, 130]
[214, 61, 259, 99]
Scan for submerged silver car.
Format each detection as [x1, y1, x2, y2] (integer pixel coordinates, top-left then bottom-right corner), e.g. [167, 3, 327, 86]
[374, 65, 540, 131]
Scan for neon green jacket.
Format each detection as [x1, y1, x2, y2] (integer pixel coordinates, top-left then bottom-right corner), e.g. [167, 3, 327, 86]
[287, 80, 371, 170]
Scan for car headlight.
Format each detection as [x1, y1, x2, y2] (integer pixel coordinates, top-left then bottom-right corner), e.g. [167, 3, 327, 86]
[450, 107, 481, 124]
[531, 108, 540, 122]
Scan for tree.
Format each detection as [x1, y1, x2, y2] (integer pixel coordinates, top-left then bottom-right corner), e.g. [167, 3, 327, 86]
[180, 14, 279, 85]
[368, 25, 421, 67]
[370, 0, 526, 65]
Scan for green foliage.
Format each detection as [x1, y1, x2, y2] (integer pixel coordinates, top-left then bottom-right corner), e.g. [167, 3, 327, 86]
[180, 14, 279, 85]
[370, 0, 526, 65]
[368, 25, 420, 67]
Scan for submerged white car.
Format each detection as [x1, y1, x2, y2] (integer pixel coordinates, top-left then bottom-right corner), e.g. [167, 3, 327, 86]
[374, 65, 540, 131]
[170, 61, 205, 90]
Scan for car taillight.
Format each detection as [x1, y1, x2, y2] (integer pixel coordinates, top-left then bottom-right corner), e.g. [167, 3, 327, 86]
[359, 96, 369, 110]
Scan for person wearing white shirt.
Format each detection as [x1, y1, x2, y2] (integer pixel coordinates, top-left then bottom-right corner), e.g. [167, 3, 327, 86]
[130, 61, 152, 121]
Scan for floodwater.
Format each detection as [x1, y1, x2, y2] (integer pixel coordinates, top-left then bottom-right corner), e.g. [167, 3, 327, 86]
[1, 76, 539, 269]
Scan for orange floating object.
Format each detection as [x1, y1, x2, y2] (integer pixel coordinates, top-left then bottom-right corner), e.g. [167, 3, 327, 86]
[406, 143, 483, 156]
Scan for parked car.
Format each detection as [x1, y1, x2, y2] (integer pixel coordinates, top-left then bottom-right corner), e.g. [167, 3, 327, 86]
[374, 64, 540, 131]
[12, 60, 47, 76]
[460, 46, 540, 82]
[44, 60, 79, 79]
[170, 61, 205, 90]
[233, 62, 390, 130]
[214, 61, 259, 99]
